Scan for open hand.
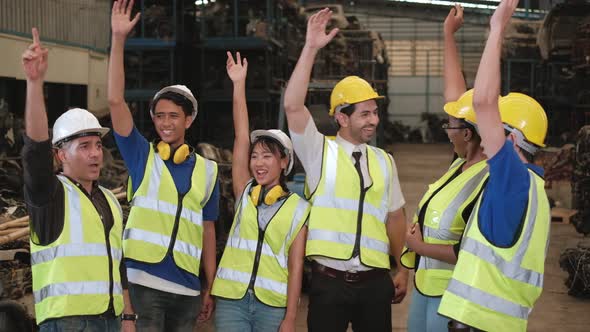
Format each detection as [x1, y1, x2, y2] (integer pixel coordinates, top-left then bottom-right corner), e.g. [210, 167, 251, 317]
[444, 4, 464, 35]
[22, 28, 48, 82]
[305, 8, 339, 50]
[226, 51, 248, 83]
[111, 0, 141, 39]
[490, 0, 518, 32]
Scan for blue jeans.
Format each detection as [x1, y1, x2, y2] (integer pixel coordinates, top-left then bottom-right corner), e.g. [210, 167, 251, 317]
[128, 283, 201, 332]
[407, 290, 449, 332]
[39, 316, 120, 332]
[215, 290, 286, 332]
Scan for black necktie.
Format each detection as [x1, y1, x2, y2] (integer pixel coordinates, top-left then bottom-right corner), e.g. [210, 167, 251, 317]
[352, 151, 364, 190]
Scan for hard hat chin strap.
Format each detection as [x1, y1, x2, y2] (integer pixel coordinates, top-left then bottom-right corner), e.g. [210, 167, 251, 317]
[503, 124, 538, 155]
[333, 103, 351, 120]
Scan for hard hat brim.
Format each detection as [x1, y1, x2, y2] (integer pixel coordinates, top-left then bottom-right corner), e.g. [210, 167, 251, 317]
[330, 95, 385, 116]
[52, 127, 110, 146]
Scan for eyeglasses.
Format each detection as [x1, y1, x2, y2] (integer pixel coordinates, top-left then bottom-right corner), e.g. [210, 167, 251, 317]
[442, 122, 468, 130]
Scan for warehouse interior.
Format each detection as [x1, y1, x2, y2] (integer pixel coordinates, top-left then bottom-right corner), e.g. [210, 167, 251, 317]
[1, 0, 590, 331]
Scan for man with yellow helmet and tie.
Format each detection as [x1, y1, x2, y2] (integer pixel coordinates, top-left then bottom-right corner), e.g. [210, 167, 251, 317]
[284, 8, 408, 331]
[438, 1, 551, 331]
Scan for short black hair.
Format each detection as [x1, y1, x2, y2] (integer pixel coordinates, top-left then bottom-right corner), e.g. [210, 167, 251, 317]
[334, 104, 356, 128]
[249, 136, 290, 191]
[151, 91, 193, 117]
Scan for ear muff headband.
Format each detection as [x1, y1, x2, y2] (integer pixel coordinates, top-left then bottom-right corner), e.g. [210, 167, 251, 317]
[155, 141, 193, 164]
[250, 184, 288, 206]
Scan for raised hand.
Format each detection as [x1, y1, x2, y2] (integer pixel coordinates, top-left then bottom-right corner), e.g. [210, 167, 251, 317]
[490, 0, 518, 32]
[22, 28, 48, 82]
[111, 0, 141, 39]
[305, 8, 339, 50]
[444, 4, 464, 35]
[226, 51, 248, 83]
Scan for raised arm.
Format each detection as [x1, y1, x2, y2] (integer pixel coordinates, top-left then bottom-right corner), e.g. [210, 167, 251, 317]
[283, 8, 339, 133]
[108, 0, 140, 136]
[23, 28, 49, 142]
[444, 4, 467, 103]
[227, 51, 251, 198]
[472, 0, 518, 158]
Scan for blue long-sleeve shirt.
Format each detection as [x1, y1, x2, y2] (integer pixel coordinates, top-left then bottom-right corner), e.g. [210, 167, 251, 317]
[115, 127, 219, 294]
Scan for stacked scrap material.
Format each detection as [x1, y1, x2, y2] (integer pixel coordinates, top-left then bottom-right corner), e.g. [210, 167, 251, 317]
[572, 126, 590, 235]
[560, 240, 590, 298]
[0, 240, 31, 300]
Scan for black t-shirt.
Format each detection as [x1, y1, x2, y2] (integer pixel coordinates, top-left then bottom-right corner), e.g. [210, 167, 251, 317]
[21, 135, 127, 287]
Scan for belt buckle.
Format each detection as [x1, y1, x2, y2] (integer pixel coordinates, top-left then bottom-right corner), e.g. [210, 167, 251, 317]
[344, 270, 360, 283]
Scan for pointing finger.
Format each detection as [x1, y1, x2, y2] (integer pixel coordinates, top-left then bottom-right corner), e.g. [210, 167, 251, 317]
[32, 27, 40, 46]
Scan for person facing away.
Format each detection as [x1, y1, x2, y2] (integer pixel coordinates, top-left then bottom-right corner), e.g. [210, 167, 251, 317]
[438, 1, 551, 331]
[107, 0, 220, 330]
[22, 27, 132, 331]
[283, 7, 409, 332]
[210, 51, 310, 332]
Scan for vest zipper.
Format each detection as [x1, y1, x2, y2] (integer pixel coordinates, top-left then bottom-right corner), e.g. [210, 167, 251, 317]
[167, 192, 186, 255]
[247, 196, 288, 292]
[248, 228, 266, 290]
[105, 230, 115, 314]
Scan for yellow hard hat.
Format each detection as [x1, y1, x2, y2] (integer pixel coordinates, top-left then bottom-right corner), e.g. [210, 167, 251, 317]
[329, 76, 384, 116]
[498, 92, 547, 148]
[443, 89, 479, 124]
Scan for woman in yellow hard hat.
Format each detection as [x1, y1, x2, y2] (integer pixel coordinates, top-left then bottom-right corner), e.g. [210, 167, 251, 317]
[210, 52, 311, 332]
[402, 5, 489, 332]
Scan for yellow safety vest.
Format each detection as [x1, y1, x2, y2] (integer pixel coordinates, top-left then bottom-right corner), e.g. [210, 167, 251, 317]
[30, 175, 124, 324]
[211, 181, 310, 307]
[438, 171, 550, 332]
[306, 139, 393, 269]
[400, 159, 488, 296]
[123, 145, 218, 276]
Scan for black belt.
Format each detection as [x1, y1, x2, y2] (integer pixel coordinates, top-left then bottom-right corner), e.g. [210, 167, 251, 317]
[311, 261, 388, 283]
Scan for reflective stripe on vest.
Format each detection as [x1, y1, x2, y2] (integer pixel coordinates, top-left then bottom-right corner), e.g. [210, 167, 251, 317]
[439, 171, 550, 332]
[306, 140, 392, 269]
[123, 146, 217, 276]
[212, 181, 310, 307]
[402, 160, 488, 296]
[30, 175, 124, 324]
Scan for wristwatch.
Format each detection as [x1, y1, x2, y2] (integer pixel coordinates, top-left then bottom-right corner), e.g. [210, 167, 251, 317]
[121, 313, 138, 322]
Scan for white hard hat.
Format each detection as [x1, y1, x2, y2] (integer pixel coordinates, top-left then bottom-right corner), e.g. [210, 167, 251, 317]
[250, 129, 294, 175]
[151, 85, 198, 121]
[52, 108, 110, 146]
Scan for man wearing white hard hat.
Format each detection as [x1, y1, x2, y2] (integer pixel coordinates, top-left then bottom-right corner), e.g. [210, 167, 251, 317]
[283, 8, 408, 331]
[21, 28, 132, 331]
[107, 1, 219, 330]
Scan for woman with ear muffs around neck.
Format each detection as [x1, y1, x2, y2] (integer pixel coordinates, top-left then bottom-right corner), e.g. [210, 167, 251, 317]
[211, 51, 311, 332]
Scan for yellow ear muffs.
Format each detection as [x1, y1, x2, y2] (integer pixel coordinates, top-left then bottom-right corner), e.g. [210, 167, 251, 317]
[250, 184, 288, 206]
[156, 141, 171, 160]
[155, 141, 192, 164]
[173, 144, 191, 164]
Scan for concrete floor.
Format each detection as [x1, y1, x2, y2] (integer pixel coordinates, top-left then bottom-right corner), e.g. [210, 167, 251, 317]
[198, 143, 590, 331]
